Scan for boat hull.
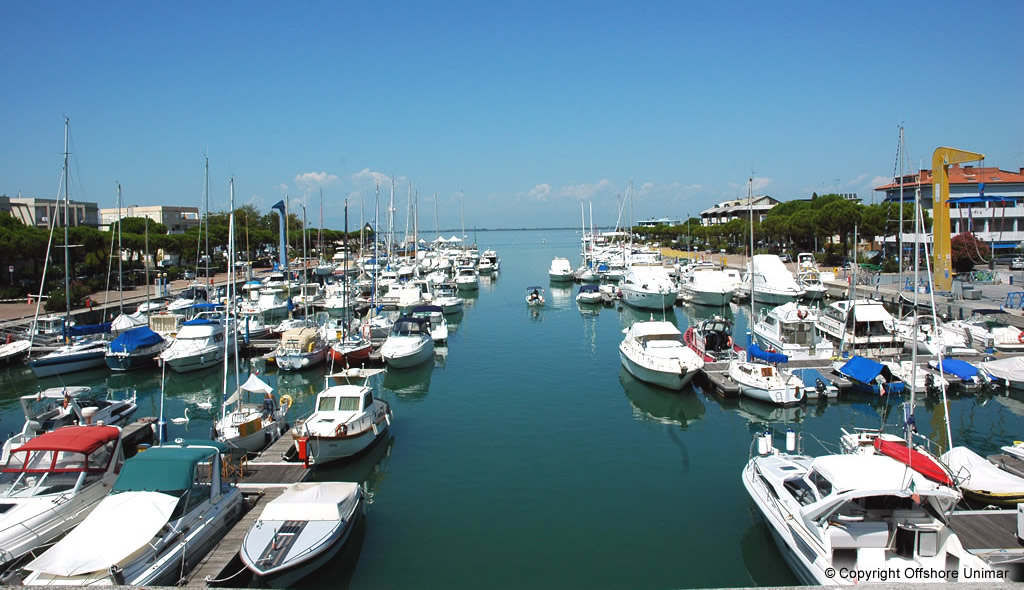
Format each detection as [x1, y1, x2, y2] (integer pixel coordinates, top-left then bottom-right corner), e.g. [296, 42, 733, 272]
[275, 347, 328, 371]
[620, 290, 677, 310]
[30, 349, 106, 378]
[299, 422, 389, 466]
[618, 350, 696, 391]
[681, 288, 732, 307]
[164, 347, 232, 373]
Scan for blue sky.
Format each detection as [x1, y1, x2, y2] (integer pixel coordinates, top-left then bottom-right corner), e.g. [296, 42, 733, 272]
[2, 1, 1021, 232]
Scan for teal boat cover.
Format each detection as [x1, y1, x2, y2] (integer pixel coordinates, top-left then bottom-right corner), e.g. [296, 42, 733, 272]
[112, 444, 222, 494]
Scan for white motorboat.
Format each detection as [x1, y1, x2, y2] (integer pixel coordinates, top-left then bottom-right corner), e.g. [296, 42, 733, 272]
[379, 316, 434, 368]
[477, 257, 494, 274]
[576, 284, 604, 305]
[410, 305, 449, 343]
[482, 249, 501, 272]
[526, 286, 546, 306]
[0, 387, 138, 464]
[548, 257, 574, 282]
[946, 309, 1024, 353]
[741, 255, 805, 304]
[815, 299, 902, 358]
[752, 302, 834, 360]
[158, 311, 236, 373]
[727, 348, 805, 405]
[240, 482, 364, 588]
[290, 368, 393, 467]
[23, 440, 244, 587]
[677, 262, 737, 306]
[618, 320, 704, 391]
[454, 266, 480, 291]
[743, 445, 991, 586]
[322, 281, 354, 311]
[795, 252, 828, 300]
[0, 426, 125, 572]
[293, 282, 324, 307]
[431, 281, 464, 314]
[214, 373, 291, 455]
[683, 315, 740, 362]
[273, 326, 328, 372]
[893, 314, 977, 356]
[943, 446, 1024, 508]
[619, 266, 678, 310]
[166, 283, 211, 312]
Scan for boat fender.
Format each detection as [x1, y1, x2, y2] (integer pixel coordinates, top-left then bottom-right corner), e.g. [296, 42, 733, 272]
[797, 309, 808, 320]
[786, 429, 796, 452]
[372, 423, 378, 436]
[108, 565, 125, 585]
[307, 341, 314, 353]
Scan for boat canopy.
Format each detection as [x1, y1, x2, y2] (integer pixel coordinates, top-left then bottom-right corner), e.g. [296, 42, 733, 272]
[629, 321, 681, 338]
[838, 356, 904, 392]
[943, 446, 1024, 494]
[259, 482, 359, 522]
[108, 326, 164, 353]
[392, 317, 428, 334]
[410, 305, 444, 314]
[851, 304, 892, 322]
[68, 322, 111, 337]
[934, 358, 979, 381]
[748, 343, 788, 364]
[10, 425, 119, 456]
[182, 317, 216, 326]
[980, 356, 1024, 383]
[113, 444, 224, 494]
[525, 286, 545, 291]
[578, 285, 601, 293]
[110, 311, 148, 333]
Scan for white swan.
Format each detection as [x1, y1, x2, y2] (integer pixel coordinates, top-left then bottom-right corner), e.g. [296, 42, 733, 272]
[196, 400, 213, 411]
[171, 408, 190, 424]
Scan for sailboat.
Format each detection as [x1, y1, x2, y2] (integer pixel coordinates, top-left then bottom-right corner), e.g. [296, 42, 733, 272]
[30, 119, 109, 378]
[727, 177, 803, 405]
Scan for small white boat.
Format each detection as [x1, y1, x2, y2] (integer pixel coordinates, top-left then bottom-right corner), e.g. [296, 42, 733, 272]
[273, 326, 328, 372]
[240, 482, 364, 588]
[795, 253, 828, 300]
[454, 266, 479, 291]
[548, 257, 574, 282]
[943, 446, 1024, 508]
[727, 348, 804, 405]
[815, 299, 902, 358]
[677, 262, 737, 306]
[751, 302, 834, 360]
[23, 440, 244, 587]
[159, 311, 236, 373]
[894, 314, 976, 356]
[290, 368, 393, 467]
[742, 255, 805, 304]
[30, 338, 108, 378]
[575, 284, 603, 305]
[526, 286, 546, 306]
[0, 426, 125, 572]
[0, 339, 31, 364]
[410, 305, 449, 343]
[618, 320, 704, 390]
[431, 281, 464, 314]
[0, 387, 138, 464]
[619, 267, 677, 310]
[380, 316, 435, 368]
[214, 373, 292, 455]
[946, 309, 1024, 352]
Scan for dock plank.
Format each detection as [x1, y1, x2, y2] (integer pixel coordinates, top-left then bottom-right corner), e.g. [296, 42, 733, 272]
[950, 510, 1022, 551]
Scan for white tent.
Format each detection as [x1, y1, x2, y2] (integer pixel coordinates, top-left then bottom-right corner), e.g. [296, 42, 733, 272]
[225, 373, 274, 406]
[448, 235, 462, 243]
[433, 236, 447, 243]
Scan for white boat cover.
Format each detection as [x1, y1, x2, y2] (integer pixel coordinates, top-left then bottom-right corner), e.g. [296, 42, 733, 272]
[225, 373, 275, 406]
[628, 321, 681, 338]
[943, 446, 1024, 494]
[26, 491, 178, 577]
[260, 482, 359, 522]
[110, 311, 148, 334]
[980, 356, 1024, 384]
[852, 303, 893, 322]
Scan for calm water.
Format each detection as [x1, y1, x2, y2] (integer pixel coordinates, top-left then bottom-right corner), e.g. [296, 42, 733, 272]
[3, 229, 1024, 589]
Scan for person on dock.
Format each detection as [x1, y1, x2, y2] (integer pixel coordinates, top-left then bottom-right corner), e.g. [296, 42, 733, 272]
[262, 391, 277, 419]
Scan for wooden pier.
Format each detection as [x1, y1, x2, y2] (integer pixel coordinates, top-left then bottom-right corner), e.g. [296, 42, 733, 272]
[184, 435, 312, 586]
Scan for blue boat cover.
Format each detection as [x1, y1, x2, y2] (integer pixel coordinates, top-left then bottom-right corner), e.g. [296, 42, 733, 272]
[578, 285, 601, 293]
[182, 318, 216, 326]
[936, 358, 978, 381]
[838, 356, 886, 383]
[748, 343, 788, 364]
[69, 322, 112, 337]
[189, 302, 222, 310]
[109, 326, 164, 353]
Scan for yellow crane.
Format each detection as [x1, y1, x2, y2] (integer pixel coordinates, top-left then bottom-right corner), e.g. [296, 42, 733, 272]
[931, 146, 985, 292]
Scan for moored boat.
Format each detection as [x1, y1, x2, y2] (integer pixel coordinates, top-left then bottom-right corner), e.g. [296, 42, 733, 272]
[618, 320, 704, 390]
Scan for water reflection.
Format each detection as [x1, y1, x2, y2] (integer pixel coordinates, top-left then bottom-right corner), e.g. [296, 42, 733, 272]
[740, 510, 800, 587]
[445, 309, 464, 334]
[381, 362, 433, 401]
[616, 304, 678, 330]
[547, 284, 572, 306]
[620, 368, 705, 428]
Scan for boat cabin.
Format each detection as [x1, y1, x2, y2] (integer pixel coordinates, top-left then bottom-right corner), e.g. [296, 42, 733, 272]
[390, 317, 429, 338]
[1, 426, 122, 498]
[112, 441, 229, 516]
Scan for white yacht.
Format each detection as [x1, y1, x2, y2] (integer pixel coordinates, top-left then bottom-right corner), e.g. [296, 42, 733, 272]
[23, 440, 243, 587]
[742, 255, 805, 304]
[815, 299, 902, 358]
[159, 311, 236, 373]
[482, 249, 501, 272]
[743, 445, 994, 586]
[619, 266, 678, 310]
[795, 253, 828, 300]
[677, 262, 737, 307]
[166, 283, 211, 312]
[454, 266, 480, 291]
[379, 316, 435, 368]
[946, 309, 1024, 353]
[618, 321, 704, 390]
[728, 349, 805, 405]
[0, 426, 125, 572]
[290, 368, 393, 467]
[548, 257, 574, 282]
[752, 302, 834, 360]
[893, 314, 977, 356]
[431, 281, 464, 314]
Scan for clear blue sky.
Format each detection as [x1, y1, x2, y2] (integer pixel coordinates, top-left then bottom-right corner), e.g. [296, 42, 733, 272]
[2, 1, 1021, 232]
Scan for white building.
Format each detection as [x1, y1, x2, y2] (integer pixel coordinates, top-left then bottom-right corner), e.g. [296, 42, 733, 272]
[99, 205, 200, 234]
[5, 195, 99, 228]
[637, 217, 682, 228]
[700, 195, 780, 226]
[874, 164, 1024, 251]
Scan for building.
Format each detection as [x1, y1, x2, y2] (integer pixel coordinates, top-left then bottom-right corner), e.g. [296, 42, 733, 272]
[874, 164, 1024, 250]
[7, 195, 99, 228]
[700, 195, 780, 226]
[637, 217, 682, 228]
[99, 205, 200, 234]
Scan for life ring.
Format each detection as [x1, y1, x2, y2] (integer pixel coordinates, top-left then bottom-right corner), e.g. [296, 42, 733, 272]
[796, 309, 808, 320]
[1018, 332, 1024, 344]
[334, 423, 348, 436]
[361, 324, 371, 340]
[280, 394, 293, 408]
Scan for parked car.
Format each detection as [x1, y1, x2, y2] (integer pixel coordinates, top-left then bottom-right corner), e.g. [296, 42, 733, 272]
[779, 253, 791, 263]
[182, 270, 196, 280]
[1011, 257, 1024, 271]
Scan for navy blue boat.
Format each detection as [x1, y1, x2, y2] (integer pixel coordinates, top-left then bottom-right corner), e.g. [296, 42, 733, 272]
[105, 326, 168, 371]
[836, 356, 906, 396]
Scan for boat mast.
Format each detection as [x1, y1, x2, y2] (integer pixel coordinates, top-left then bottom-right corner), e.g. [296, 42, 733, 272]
[748, 177, 755, 343]
[222, 177, 237, 420]
[301, 204, 309, 320]
[144, 209, 150, 309]
[117, 182, 124, 315]
[204, 155, 210, 285]
[318, 188, 324, 263]
[897, 125, 905, 298]
[343, 198, 349, 334]
[62, 117, 71, 343]
[908, 175, 920, 446]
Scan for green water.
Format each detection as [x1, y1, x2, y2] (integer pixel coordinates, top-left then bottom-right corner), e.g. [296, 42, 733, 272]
[3, 229, 1024, 589]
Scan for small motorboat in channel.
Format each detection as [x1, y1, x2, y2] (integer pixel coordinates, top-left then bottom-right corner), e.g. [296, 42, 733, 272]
[240, 482, 364, 588]
[526, 286, 546, 306]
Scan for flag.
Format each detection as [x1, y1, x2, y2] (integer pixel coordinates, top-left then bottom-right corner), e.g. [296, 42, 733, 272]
[910, 479, 921, 505]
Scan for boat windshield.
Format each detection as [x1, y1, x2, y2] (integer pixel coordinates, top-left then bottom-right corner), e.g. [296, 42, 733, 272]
[0, 442, 115, 498]
[317, 396, 361, 412]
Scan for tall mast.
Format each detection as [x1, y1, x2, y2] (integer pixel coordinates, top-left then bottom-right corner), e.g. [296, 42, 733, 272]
[343, 198, 349, 332]
[908, 179, 920, 445]
[117, 182, 124, 314]
[204, 155, 210, 284]
[318, 188, 324, 262]
[301, 204, 309, 319]
[897, 125, 905, 295]
[748, 178, 755, 332]
[144, 213, 151, 308]
[62, 117, 71, 341]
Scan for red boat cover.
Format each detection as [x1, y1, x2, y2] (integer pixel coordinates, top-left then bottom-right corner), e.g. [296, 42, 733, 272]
[13, 425, 120, 455]
[873, 437, 954, 487]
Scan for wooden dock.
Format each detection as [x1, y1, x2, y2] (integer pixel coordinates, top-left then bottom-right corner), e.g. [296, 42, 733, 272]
[185, 434, 312, 586]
